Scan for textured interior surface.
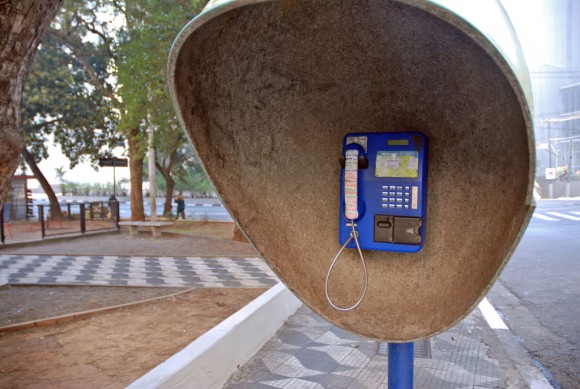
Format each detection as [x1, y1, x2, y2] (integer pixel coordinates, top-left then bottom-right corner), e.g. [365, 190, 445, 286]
[172, 0, 532, 341]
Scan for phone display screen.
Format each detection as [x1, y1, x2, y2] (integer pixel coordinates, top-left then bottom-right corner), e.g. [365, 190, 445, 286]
[375, 151, 419, 178]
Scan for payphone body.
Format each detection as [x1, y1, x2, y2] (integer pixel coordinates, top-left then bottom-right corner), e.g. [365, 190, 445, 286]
[339, 132, 428, 253]
[169, 0, 535, 341]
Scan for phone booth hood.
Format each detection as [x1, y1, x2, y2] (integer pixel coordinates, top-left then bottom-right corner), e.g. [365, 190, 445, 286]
[169, 0, 535, 342]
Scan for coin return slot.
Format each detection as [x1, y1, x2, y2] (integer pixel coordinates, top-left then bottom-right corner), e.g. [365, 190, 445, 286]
[374, 215, 422, 245]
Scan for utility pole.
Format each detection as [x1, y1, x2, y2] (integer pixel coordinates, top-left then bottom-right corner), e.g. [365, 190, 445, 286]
[148, 126, 157, 222]
[548, 122, 553, 199]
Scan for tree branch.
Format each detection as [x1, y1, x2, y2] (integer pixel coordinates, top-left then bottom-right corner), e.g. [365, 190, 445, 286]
[155, 160, 172, 183]
[73, 14, 114, 58]
[48, 29, 117, 102]
[27, 117, 64, 132]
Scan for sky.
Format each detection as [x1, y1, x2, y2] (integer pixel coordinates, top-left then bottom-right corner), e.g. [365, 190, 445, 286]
[27, 134, 130, 190]
[26, 0, 549, 188]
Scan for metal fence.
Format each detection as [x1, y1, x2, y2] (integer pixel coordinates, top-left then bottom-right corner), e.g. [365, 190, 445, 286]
[1, 201, 120, 243]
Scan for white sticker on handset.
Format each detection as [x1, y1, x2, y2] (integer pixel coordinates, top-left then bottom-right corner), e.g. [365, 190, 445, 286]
[345, 149, 359, 220]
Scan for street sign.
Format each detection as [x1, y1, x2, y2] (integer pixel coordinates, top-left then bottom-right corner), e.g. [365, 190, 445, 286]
[99, 158, 128, 167]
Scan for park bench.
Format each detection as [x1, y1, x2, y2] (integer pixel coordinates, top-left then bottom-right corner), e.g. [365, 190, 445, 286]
[118, 221, 172, 238]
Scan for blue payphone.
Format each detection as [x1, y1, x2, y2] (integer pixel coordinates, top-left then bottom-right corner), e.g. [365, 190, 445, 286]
[326, 132, 428, 311]
[339, 132, 428, 252]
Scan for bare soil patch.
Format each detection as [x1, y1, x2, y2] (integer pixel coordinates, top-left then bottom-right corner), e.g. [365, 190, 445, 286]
[0, 222, 266, 387]
[0, 288, 265, 388]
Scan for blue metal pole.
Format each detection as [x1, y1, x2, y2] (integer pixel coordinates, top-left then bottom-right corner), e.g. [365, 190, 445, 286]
[388, 342, 414, 389]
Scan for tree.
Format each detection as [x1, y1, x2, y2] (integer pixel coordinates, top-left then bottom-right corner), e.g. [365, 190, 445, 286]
[21, 29, 119, 216]
[24, 0, 149, 219]
[0, 1, 63, 208]
[43, 0, 206, 221]
[116, 0, 205, 218]
[55, 166, 66, 194]
[11, 0, 209, 221]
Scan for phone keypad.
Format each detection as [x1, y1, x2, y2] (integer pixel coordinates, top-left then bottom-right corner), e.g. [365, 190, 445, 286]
[381, 185, 418, 210]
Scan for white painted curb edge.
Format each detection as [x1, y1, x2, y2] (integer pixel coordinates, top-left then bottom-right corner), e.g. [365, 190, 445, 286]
[127, 283, 302, 389]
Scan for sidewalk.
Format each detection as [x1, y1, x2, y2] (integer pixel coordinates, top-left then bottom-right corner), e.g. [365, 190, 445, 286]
[0, 231, 552, 388]
[224, 304, 541, 389]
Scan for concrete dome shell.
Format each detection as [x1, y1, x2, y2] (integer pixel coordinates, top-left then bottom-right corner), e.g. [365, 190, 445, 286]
[169, 0, 535, 341]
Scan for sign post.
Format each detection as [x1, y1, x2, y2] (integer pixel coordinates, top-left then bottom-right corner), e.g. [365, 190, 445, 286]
[99, 158, 128, 201]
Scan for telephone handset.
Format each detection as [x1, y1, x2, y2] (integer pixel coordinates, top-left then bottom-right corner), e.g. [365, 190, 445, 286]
[326, 132, 428, 311]
[343, 144, 364, 221]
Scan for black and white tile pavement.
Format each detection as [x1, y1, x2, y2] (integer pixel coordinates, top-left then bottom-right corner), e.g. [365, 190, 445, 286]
[224, 306, 506, 389]
[0, 255, 278, 288]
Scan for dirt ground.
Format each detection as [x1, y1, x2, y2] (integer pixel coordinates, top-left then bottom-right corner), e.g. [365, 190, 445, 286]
[0, 288, 265, 388]
[0, 222, 267, 388]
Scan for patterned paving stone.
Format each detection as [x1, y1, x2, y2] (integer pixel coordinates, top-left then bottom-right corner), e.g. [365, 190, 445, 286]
[0, 254, 277, 288]
[225, 306, 508, 389]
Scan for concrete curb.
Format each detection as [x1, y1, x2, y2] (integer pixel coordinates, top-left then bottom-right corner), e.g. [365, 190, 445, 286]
[128, 283, 302, 389]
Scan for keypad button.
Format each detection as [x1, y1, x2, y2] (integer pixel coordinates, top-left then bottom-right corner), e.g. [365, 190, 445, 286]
[404, 205, 409, 209]
[396, 186, 403, 190]
[396, 192, 403, 197]
[389, 192, 396, 196]
[382, 186, 389, 190]
[382, 198, 389, 202]
[396, 198, 403, 203]
[389, 186, 396, 190]
[382, 204, 389, 208]
[404, 186, 410, 190]
[382, 192, 389, 196]
[389, 198, 395, 203]
[404, 199, 410, 203]
[404, 192, 410, 197]
[389, 204, 395, 208]
[396, 204, 403, 209]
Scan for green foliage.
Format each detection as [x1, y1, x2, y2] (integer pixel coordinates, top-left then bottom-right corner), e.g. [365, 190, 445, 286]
[116, 0, 205, 143]
[62, 179, 129, 196]
[55, 166, 67, 184]
[21, 2, 121, 167]
[174, 163, 215, 196]
[144, 147, 214, 197]
[21, 0, 212, 213]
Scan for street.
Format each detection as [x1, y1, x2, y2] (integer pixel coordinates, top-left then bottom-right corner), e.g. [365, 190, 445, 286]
[33, 196, 234, 222]
[488, 199, 580, 388]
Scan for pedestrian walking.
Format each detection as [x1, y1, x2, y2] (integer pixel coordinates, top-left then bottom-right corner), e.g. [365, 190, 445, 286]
[175, 194, 186, 220]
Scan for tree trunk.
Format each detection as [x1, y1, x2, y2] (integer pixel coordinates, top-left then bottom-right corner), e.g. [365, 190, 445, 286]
[155, 161, 175, 215]
[21, 148, 63, 220]
[163, 176, 175, 215]
[127, 127, 145, 221]
[0, 0, 63, 207]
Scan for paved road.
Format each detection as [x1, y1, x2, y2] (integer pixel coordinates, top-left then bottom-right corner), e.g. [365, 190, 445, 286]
[33, 197, 234, 222]
[488, 199, 580, 388]
[118, 199, 233, 221]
